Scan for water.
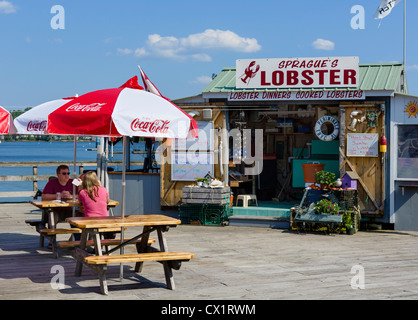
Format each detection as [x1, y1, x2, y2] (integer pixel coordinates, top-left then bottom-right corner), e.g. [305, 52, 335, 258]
[0, 140, 151, 202]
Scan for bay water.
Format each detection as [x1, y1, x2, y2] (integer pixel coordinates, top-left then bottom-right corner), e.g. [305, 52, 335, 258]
[0, 140, 147, 202]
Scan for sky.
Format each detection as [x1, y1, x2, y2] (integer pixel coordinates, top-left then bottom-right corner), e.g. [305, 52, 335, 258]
[1, 0, 418, 109]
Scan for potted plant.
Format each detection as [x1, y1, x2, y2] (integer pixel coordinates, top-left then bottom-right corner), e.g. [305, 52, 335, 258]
[343, 212, 355, 235]
[314, 170, 336, 190]
[195, 177, 205, 187]
[202, 178, 210, 187]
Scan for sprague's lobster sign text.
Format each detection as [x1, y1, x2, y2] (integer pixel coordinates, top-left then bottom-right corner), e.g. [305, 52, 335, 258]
[236, 56, 359, 89]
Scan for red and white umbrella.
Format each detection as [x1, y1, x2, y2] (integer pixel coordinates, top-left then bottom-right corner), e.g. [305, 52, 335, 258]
[47, 75, 198, 279]
[47, 76, 198, 139]
[14, 98, 75, 134]
[0, 106, 17, 134]
[47, 76, 198, 214]
[14, 97, 79, 212]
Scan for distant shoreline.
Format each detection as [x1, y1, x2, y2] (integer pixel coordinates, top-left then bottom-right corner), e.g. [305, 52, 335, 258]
[0, 137, 95, 142]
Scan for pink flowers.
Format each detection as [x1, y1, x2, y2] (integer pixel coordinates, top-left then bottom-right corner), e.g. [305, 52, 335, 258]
[314, 199, 341, 215]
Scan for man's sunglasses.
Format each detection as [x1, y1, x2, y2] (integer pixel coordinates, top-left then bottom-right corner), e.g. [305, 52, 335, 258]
[60, 172, 71, 175]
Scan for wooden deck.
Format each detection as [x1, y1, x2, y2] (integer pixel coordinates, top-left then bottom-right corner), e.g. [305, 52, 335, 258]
[1, 203, 418, 300]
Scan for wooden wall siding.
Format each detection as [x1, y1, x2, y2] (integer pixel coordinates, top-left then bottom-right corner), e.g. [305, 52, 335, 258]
[160, 107, 226, 207]
[339, 102, 385, 216]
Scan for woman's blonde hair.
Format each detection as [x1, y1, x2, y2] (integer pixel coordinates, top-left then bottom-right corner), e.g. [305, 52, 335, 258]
[81, 171, 101, 201]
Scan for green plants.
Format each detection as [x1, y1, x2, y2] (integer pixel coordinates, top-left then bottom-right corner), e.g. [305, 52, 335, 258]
[314, 170, 336, 189]
[195, 177, 209, 187]
[314, 199, 341, 215]
[342, 211, 355, 235]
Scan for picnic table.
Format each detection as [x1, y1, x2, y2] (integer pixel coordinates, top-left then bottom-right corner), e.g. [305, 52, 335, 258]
[29, 199, 119, 226]
[66, 214, 195, 295]
[27, 199, 119, 257]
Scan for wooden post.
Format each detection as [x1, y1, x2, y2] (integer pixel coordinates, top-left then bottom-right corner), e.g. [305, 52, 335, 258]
[33, 165, 38, 194]
[339, 106, 346, 178]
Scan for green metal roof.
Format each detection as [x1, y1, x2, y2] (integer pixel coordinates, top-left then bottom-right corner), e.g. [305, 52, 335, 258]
[202, 63, 405, 93]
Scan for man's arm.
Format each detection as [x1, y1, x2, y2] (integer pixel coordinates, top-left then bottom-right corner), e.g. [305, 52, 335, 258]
[41, 180, 57, 201]
[41, 193, 57, 201]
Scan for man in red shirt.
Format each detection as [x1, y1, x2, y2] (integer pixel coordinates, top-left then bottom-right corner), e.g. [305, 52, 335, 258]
[42, 164, 75, 200]
[41, 165, 79, 248]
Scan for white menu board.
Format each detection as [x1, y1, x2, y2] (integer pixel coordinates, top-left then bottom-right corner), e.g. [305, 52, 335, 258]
[171, 152, 214, 181]
[347, 133, 378, 157]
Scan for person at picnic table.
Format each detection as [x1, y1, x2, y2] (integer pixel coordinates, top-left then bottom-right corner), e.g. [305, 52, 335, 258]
[73, 171, 114, 241]
[41, 164, 79, 248]
[42, 164, 77, 201]
[78, 171, 110, 217]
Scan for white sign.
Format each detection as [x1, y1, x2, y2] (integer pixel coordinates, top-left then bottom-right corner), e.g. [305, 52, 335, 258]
[236, 57, 359, 89]
[228, 89, 364, 101]
[347, 133, 379, 157]
[171, 152, 214, 181]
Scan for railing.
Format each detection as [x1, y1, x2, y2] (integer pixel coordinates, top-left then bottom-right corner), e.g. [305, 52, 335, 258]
[0, 161, 144, 198]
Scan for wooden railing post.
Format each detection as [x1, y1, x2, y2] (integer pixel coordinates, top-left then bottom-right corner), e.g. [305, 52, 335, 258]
[33, 165, 38, 193]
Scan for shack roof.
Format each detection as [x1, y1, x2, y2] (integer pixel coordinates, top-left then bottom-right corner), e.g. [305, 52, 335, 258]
[202, 63, 405, 94]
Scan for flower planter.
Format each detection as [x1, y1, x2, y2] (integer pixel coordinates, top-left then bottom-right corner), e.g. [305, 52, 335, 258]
[302, 163, 325, 184]
[346, 227, 355, 235]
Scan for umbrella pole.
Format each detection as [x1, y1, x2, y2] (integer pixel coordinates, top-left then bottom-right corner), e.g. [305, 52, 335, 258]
[72, 136, 77, 214]
[71, 136, 77, 242]
[120, 136, 127, 280]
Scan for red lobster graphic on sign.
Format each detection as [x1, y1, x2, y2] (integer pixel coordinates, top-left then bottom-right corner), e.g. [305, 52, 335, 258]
[240, 61, 260, 85]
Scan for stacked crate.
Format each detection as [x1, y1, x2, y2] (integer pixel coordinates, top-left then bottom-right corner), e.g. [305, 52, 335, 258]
[179, 186, 233, 225]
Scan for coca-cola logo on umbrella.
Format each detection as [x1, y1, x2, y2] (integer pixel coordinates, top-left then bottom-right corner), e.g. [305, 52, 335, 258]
[65, 102, 106, 112]
[131, 118, 170, 134]
[27, 120, 47, 132]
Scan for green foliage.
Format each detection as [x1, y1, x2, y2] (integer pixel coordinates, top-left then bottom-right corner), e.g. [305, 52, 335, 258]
[314, 170, 336, 186]
[314, 199, 341, 215]
[342, 211, 353, 229]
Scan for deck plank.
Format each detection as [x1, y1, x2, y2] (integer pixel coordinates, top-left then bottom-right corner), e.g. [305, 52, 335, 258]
[1, 203, 418, 300]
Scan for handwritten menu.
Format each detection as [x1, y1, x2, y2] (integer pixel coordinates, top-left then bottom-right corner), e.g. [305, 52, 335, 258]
[171, 151, 214, 181]
[347, 133, 378, 157]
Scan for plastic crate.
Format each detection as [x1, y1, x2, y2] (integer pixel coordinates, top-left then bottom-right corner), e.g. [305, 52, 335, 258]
[178, 204, 206, 225]
[204, 204, 233, 225]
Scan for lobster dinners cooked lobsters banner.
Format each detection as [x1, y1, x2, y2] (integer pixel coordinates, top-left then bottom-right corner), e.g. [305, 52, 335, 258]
[236, 56, 359, 89]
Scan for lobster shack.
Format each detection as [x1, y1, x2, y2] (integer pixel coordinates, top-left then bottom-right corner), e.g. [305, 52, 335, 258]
[161, 56, 417, 231]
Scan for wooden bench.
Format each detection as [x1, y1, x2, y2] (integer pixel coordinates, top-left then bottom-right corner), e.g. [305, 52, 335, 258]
[85, 251, 195, 265]
[25, 219, 43, 227]
[40, 228, 82, 235]
[40, 227, 124, 235]
[58, 237, 156, 250]
[84, 251, 195, 294]
[40, 227, 128, 258]
[25, 219, 46, 246]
